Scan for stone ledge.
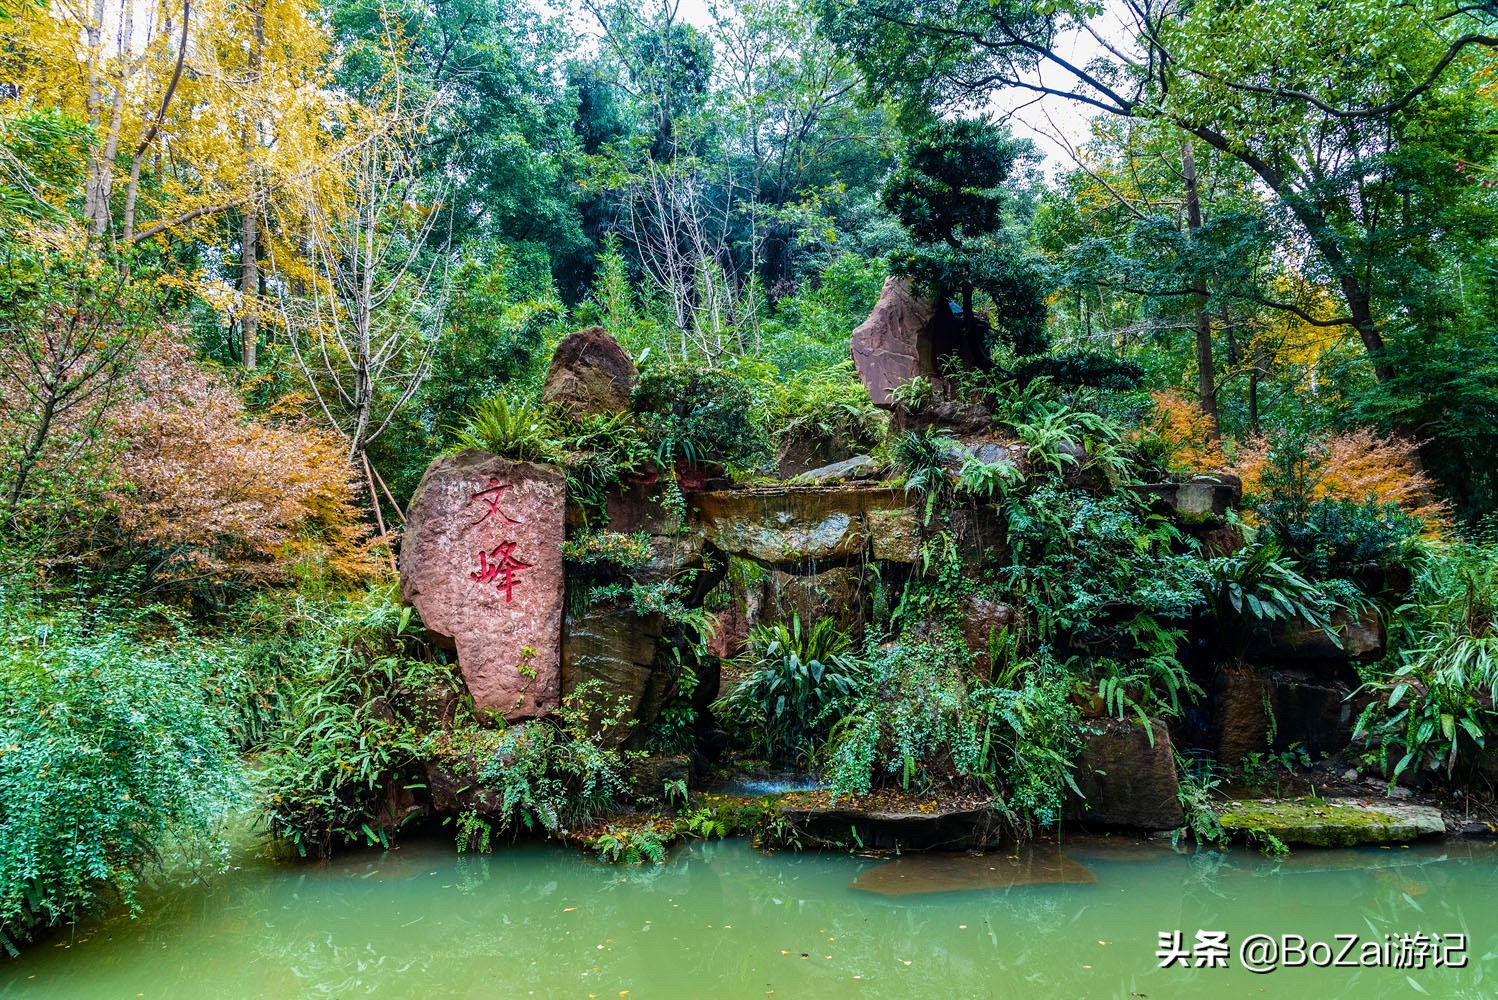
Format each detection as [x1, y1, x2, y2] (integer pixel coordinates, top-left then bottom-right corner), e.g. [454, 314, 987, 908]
[1218, 797, 1444, 847]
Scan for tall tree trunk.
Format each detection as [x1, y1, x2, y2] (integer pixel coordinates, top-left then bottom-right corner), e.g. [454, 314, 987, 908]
[123, 0, 192, 242]
[1248, 341, 1262, 435]
[1181, 140, 1219, 438]
[241, 207, 259, 369]
[84, 0, 133, 236]
[239, 0, 264, 368]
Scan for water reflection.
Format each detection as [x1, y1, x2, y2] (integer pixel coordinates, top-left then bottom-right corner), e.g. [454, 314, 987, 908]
[3, 838, 1497, 999]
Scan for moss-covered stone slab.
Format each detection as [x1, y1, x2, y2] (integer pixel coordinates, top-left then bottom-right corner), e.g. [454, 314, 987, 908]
[1218, 797, 1445, 847]
[778, 790, 1006, 851]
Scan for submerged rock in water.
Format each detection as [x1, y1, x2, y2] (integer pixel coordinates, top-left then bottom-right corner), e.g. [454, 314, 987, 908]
[850, 845, 1097, 896]
[399, 451, 565, 720]
[1217, 797, 1445, 847]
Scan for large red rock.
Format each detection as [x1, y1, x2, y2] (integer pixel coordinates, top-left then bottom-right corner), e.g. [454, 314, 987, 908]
[850, 276, 938, 407]
[543, 326, 635, 417]
[849, 276, 992, 414]
[399, 451, 565, 720]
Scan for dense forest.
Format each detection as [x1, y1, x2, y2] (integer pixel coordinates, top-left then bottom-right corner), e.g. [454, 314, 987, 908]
[3, 0, 1498, 957]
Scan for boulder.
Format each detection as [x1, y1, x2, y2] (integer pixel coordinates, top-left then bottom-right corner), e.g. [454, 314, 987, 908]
[957, 593, 1018, 678]
[942, 434, 1018, 472]
[603, 476, 716, 593]
[850, 276, 998, 416]
[1268, 669, 1358, 755]
[867, 505, 922, 563]
[758, 565, 873, 638]
[780, 798, 1008, 851]
[400, 452, 565, 721]
[898, 399, 994, 435]
[542, 326, 635, 418]
[706, 600, 752, 660]
[776, 438, 865, 478]
[1135, 475, 1242, 522]
[1272, 607, 1385, 662]
[1065, 718, 1185, 831]
[425, 756, 500, 815]
[1215, 666, 1271, 764]
[1217, 798, 1444, 847]
[949, 504, 1008, 568]
[624, 754, 692, 802]
[561, 605, 664, 745]
[789, 454, 879, 483]
[850, 276, 940, 408]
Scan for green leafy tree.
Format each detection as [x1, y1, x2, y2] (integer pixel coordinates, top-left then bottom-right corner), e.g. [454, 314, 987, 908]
[883, 118, 1050, 363]
[816, 0, 1498, 383]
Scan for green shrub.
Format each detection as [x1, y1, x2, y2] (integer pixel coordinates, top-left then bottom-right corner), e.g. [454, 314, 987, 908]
[823, 639, 1080, 828]
[452, 392, 549, 460]
[545, 409, 654, 519]
[999, 481, 1206, 647]
[768, 366, 884, 458]
[891, 427, 954, 523]
[473, 683, 629, 837]
[591, 823, 669, 864]
[1259, 496, 1424, 578]
[631, 361, 770, 471]
[715, 616, 870, 763]
[1202, 538, 1360, 649]
[259, 591, 630, 857]
[0, 600, 243, 952]
[259, 591, 462, 858]
[1354, 539, 1498, 782]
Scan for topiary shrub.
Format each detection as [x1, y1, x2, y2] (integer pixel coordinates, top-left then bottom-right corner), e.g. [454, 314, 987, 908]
[631, 361, 769, 474]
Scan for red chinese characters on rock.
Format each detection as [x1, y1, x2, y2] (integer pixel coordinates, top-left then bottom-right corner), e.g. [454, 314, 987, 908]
[470, 478, 521, 526]
[470, 541, 530, 602]
[466, 481, 531, 601]
[399, 454, 564, 721]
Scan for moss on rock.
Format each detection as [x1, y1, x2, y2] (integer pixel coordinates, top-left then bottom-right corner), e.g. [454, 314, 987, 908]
[1217, 797, 1444, 847]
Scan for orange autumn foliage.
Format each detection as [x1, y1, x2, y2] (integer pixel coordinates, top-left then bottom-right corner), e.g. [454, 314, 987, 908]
[1137, 391, 1226, 473]
[113, 337, 383, 584]
[1233, 428, 1450, 530]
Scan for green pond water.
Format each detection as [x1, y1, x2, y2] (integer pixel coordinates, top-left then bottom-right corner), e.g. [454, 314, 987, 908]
[4, 836, 1498, 999]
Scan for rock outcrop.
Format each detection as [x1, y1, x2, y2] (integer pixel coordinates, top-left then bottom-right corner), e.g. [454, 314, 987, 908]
[1272, 606, 1386, 662]
[850, 276, 940, 408]
[1066, 718, 1185, 831]
[561, 605, 664, 745]
[957, 593, 1017, 678]
[758, 565, 874, 637]
[1135, 474, 1243, 521]
[542, 326, 635, 418]
[400, 451, 565, 720]
[690, 484, 917, 568]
